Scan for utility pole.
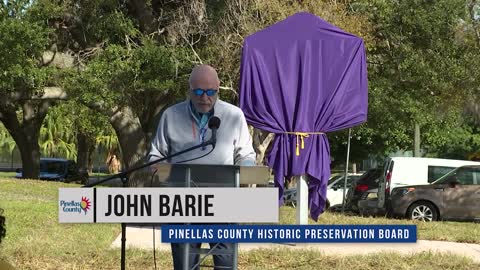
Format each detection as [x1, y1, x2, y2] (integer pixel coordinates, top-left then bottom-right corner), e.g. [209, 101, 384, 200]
[414, 123, 421, 157]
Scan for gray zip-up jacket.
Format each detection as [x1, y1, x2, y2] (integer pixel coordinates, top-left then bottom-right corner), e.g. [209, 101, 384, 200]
[148, 99, 256, 165]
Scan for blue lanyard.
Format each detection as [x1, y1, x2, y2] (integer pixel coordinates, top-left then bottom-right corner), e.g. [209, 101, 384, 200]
[199, 127, 207, 150]
[190, 102, 211, 150]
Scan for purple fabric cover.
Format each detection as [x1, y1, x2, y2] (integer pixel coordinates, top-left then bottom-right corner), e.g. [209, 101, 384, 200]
[239, 12, 368, 220]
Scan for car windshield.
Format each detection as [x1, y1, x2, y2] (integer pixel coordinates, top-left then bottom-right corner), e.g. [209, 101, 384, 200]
[40, 161, 66, 174]
[356, 168, 382, 183]
[328, 175, 343, 185]
[330, 175, 362, 189]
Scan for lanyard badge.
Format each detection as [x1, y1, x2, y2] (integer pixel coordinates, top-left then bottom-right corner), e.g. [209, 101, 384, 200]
[200, 127, 207, 150]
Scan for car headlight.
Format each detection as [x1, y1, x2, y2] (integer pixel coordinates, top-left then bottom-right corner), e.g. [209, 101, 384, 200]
[393, 187, 415, 197]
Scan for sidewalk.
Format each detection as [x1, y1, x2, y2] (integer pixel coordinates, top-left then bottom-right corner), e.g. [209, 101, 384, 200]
[111, 226, 480, 263]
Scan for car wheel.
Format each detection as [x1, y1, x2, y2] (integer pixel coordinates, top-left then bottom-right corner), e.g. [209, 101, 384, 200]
[407, 201, 438, 222]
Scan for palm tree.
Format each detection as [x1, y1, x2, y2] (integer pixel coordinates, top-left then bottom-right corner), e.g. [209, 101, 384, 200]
[0, 124, 17, 167]
[39, 107, 77, 159]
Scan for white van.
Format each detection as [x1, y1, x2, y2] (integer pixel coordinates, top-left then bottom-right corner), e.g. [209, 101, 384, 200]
[377, 157, 480, 209]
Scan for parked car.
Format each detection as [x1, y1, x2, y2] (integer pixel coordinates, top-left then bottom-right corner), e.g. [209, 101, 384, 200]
[326, 173, 362, 208]
[356, 188, 381, 216]
[390, 165, 480, 222]
[374, 157, 480, 215]
[345, 167, 383, 212]
[16, 158, 88, 183]
[283, 173, 362, 209]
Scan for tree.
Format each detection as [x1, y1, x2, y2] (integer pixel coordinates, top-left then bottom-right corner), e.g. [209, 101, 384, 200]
[0, 1, 62, 178]
[462, 0, 480, 124]
[0, 0, 188, 180]
[339, 0, 478, 161]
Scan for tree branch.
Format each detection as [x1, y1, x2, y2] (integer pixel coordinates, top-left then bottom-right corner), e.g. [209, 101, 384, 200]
[32, 87, 68, 100]
[22, 101, 36, 122]
[42, 51, 75, 68]
[468, 0, 480, 47]
[219, 86, 238, 97]
[129, 0, 156, 34]
[183, 35, 203, 64]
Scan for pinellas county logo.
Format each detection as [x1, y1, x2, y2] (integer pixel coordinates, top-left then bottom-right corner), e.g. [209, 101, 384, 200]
[60, 197, 92, 215]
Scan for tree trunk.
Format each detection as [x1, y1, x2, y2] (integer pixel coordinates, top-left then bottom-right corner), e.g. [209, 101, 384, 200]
[76, 131, 96, 175]
[0, 101, 50, 179]
[109, 106, 149, 186]
[15, 132, 41, 179]
[250, 127, 274, 165]
[128, 0, 156, 34]
[87, 149, 95, 173]
[248, 127, 274, 187]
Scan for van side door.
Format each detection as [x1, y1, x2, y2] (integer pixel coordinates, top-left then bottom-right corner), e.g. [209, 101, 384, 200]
[443, 167, 480, 220]
[377, 159, 392, 209]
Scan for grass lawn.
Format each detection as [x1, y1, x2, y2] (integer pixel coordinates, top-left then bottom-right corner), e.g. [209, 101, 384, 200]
[0, 172, 16, 178]
[0, 178, 479, 269]
[279, 208, 480, 244]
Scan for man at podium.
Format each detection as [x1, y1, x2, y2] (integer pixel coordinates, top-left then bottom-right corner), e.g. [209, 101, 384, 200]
[148, 64, 256, 269]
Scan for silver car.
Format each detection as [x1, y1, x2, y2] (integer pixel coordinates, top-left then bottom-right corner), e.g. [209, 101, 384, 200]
[390, 165, 480, 222]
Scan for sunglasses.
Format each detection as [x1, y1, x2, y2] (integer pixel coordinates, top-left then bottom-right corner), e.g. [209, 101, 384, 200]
[191, 88, 218, 96]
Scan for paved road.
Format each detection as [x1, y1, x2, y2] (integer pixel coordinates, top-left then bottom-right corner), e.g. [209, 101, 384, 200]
[110, 226, 480, 263]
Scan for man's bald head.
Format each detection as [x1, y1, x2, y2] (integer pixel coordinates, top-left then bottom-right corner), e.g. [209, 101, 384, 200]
[189, 64, 220, 113]
[189, 64, 220, 89]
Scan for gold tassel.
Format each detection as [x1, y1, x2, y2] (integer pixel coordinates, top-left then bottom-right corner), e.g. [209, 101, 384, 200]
[284, 131, 325, 157]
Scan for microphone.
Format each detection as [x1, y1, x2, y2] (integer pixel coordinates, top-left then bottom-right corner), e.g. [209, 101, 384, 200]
[207, 116, 221, 148]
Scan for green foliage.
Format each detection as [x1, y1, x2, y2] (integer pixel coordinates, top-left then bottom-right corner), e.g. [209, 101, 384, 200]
[0, 124, 16, 156]
[40, 108, 76, 159]
[65, 38, 190, 116]
[62, 0, 139, 47]
[67, 101, 120, 156]
[0, 0, 32, 18]
[0, 4, 51, 95]
[39, 101, 118, 160]
[335, 0, 479, 159]
[424, 117, 480, 160]
[25, 0, 71, 23]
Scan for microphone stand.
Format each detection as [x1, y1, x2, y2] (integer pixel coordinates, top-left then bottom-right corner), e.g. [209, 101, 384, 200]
[83, 137, 216, 270]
